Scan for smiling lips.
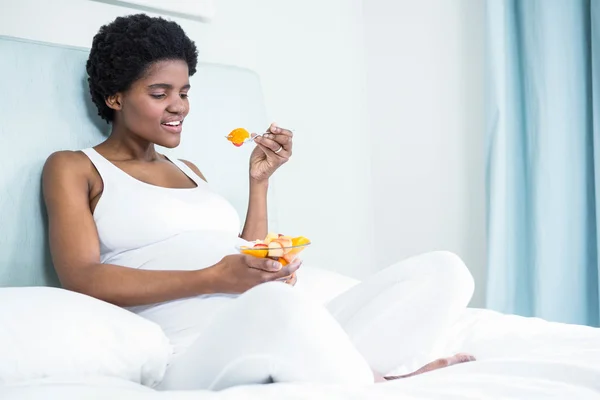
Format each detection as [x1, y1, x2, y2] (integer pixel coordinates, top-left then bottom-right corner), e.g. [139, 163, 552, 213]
[161, 119, 183, 133]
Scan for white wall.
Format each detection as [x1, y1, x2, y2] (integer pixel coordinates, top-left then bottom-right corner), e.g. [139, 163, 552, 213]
[1, 0, 487, 304]
[363, 0, 487, 306]
[0, 0, 374, 279]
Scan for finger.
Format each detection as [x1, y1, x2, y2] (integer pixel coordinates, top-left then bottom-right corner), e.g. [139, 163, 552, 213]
[254, 136, 282, 152]
[271, 262, 301, 280]
[274, 274, 293, 283]
[253, 141, 275, 155]
[286, 272, 297, 286]
[260, 265, 299, 283]
[275, 257, 302, 271]
[263, 133, 292, 150]
[245, 255, 282, 272]
[273, 260, 301, 282]
[287, 258, 303, 269]
[254, 141, 282, 160]
[274, 258, 302, 281]
[268, 123, 294, 138]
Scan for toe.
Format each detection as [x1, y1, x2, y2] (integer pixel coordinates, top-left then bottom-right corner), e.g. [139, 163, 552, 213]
[452, 353, 476, 363]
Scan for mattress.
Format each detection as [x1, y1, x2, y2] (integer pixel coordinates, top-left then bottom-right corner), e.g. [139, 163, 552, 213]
[3, 308, 599, 399]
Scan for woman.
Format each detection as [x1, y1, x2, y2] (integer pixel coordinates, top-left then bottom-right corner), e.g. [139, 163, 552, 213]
[42, 14, 475, 390]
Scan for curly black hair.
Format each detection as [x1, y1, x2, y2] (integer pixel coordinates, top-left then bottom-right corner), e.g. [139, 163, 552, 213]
[86, 14, 198, 123]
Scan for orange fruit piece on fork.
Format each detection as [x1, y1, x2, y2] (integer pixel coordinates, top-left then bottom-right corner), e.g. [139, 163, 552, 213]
[226, 128, 250, 147]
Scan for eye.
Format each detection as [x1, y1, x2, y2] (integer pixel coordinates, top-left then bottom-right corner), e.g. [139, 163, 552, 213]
[150, 94, 166, 99]
[180, 93, 189, 99]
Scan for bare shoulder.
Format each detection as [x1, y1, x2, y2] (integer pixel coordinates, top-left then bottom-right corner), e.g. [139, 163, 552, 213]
[42, 150, 93, 194]
[44, 150, 89, 166]
[179, 159, 207, 182]
[43, 150, 90, 180]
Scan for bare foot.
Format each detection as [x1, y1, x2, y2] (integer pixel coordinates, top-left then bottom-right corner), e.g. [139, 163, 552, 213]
[373, 370, 386, 383]
[383, 353, 476, 381]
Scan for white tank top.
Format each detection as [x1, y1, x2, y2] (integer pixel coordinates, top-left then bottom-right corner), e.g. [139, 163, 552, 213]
[81, 148, 246, 268]
[81, 148, 250, 356]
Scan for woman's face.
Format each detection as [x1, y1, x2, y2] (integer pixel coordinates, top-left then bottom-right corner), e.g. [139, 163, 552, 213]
[110, 59, 191, 148]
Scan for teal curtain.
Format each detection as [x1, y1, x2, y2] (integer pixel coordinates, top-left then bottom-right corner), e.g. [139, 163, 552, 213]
[485, 0, 600, 326]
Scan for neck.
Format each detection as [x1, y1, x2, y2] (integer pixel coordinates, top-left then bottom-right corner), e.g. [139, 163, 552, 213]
[101, 123, 159, 162]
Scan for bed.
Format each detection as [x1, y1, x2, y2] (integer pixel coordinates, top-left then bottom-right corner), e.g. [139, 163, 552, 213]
[3, 300, 600, 399]
[0, 35, 599, 399]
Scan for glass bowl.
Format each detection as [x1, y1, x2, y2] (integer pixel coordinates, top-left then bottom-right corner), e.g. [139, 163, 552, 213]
[236, 238, 311, 265]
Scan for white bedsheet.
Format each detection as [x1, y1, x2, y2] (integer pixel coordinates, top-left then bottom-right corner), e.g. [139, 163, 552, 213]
[3, 308, 600, 399]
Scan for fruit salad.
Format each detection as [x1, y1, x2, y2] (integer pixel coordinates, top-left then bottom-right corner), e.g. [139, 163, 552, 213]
[240, 233, 311, 266]
[226, 128, 250, 147]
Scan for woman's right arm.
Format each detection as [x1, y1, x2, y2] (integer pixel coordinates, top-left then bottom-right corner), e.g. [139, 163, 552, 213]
[42, 152, 298, 307]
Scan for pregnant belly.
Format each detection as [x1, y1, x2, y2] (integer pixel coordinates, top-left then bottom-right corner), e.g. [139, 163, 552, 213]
[114, 230, 248, 355]
[107, 230, 250, 271]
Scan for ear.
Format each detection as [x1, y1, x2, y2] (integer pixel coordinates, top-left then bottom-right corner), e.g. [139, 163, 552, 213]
[105, 93, 123, 111]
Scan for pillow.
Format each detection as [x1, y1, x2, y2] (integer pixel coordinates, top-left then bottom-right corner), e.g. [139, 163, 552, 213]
[0, 287, 171, 387]
[295, 265, 361, 304]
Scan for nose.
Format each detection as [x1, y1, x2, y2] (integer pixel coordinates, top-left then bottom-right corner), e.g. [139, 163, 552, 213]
[166, 95, 188, 115]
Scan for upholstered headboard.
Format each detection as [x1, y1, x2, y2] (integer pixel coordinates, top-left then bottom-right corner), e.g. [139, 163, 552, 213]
[0, 35, 274, 287]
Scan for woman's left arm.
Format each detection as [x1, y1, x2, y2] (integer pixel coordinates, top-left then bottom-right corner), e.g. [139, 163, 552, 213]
[240, 123, 293, 241]
[240, 179, 269, 241]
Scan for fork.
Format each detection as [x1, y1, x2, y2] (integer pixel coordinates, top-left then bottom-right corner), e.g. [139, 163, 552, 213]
[225, 129, 294, 146]
[224, 133, 259, 146]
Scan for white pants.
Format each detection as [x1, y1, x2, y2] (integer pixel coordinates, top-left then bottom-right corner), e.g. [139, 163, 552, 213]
[157, 251, 474, 391]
